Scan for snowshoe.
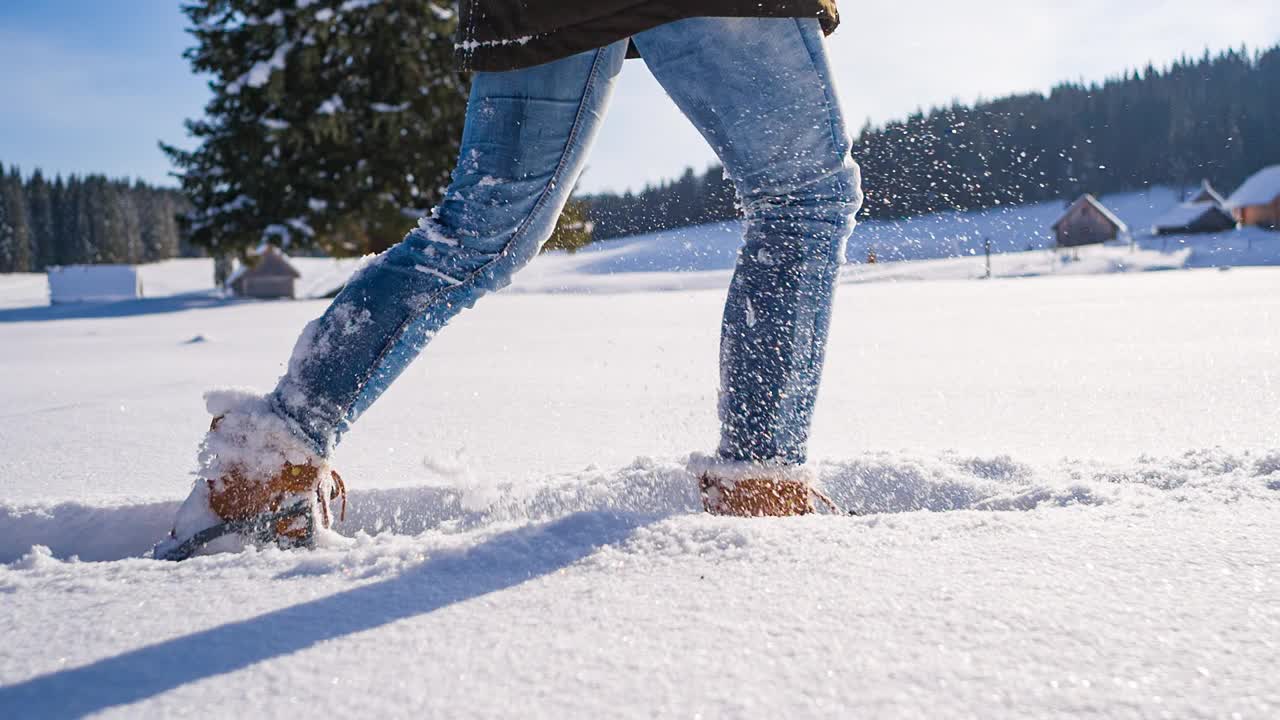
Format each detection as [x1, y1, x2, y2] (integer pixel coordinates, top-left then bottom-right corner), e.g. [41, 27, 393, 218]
[154, 498, 316, 562]
[157, 390, 347, 561]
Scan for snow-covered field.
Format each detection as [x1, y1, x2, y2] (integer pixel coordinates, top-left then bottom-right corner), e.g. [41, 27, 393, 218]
[2, 197, 1278, 717]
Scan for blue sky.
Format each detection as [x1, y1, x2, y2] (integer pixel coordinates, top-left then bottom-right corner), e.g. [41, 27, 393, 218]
[0, 1, 207, 187]
[2, 1, 1278, 193]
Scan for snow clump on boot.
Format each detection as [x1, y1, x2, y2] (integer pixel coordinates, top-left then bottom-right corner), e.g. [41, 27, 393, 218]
[199, 389, 322, 484]
[169, 389, 333, 544]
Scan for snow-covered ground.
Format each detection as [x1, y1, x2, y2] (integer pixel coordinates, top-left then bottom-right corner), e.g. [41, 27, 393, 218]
[2, 195, 1278, 717]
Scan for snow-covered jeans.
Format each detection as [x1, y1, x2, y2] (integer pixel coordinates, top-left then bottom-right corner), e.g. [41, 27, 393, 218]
[272, 17, 863, 466]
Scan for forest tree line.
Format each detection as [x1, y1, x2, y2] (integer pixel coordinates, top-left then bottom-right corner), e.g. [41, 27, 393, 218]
[582, 43, 1280, 240]
[0, 167, 191, 273]
[6, 39, 1276, 270]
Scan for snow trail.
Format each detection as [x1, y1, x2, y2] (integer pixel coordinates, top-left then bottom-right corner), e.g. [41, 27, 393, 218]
[2, 469, 1275, 718]
[4, 449, 1275, 565]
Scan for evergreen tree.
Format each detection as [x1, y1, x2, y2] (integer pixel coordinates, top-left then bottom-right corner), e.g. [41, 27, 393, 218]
[117, 188, 144, 263]
[0, 165, 12, 273]
[582, 43, 1280, 233]
[848, 45, 1280, 220]
[164, 0, 469, 258]
[67, 176, 96, 265]
[580, 164, 737, 241]
[26, 170, 57, 270]
[543, 199, 594, 253]
[3, 168, 191, 270]
[0, 166, 33, 273]
[138, 184, 182, 261]
[84, 177, 117, 263]
[49, 176, 68, 266]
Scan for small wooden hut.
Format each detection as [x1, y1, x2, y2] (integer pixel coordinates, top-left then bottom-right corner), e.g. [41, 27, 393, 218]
[1152, 181, 1237, 236]
[1051, 194, 1128, 248]
[228, 246, 301, 299]
[1187, 179, 1227, 206]
[1152, 202, 1237, 236]
[1226, 165, 1280, 229]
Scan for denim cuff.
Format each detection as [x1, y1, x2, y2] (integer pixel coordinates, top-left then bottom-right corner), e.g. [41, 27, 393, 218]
[686, 452, 815, 484]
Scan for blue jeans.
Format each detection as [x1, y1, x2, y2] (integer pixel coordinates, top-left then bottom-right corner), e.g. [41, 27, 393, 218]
[272, 17, 863, 466]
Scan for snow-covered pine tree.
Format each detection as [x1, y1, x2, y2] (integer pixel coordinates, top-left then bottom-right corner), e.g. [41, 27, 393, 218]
[164, 0, 468, 258]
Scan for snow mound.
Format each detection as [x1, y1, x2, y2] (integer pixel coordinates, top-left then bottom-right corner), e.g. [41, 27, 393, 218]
[0, 499, 182, 564]
[4, 450, 1276, 566]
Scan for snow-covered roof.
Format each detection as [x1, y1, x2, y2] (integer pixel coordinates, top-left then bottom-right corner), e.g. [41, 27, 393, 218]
[225, 247, 301, 289]
[1226, 165, 1280, 208]
[1152, 201, 1233, 231]
[1051, 194, 1128, 233]
[1188, 180, 1227, 206]
[244, 247, 302, 279]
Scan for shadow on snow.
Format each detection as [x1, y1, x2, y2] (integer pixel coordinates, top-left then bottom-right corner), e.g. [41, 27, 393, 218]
[0, 292, 242, 323]
[0, 510, 660, 718]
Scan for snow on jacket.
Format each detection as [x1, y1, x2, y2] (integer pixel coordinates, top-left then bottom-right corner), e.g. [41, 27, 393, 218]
[455, 1, 841, 71]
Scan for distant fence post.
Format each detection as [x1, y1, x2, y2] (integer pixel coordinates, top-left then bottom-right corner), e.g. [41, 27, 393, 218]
[984, 237, 992, 279]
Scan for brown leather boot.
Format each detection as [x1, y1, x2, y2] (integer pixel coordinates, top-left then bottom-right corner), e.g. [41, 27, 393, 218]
[202, 414, 346, 541]
[700, 474, 815, 517]
[162, 393, 351, 560]
[207, 460, 346, 539]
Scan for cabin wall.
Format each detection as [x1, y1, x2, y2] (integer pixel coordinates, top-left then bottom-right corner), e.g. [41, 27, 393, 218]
[1193, 210, 1239, 234]
[1160, 209, 1238, 236]
[1236, 196, 1280, 228]
[1055, 205, 1118, 247]
[239, 276, 295, 299]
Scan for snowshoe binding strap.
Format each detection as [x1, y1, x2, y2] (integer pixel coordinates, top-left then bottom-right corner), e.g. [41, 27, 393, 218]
[330, 470, 347, 523]
[810, 486, 862, 516]
[154, 499, 315, 562]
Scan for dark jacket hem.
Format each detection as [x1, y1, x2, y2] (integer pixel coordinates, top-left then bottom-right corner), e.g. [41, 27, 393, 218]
[456, 1, 839, 72]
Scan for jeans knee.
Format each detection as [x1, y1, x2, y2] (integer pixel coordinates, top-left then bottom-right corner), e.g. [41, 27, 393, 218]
[741, 156, 862, 270]
[841, 157, 865, 219]
[745, 155, 862, 230]
[829, 158, 864, 261]
[820, 155, 863, 233]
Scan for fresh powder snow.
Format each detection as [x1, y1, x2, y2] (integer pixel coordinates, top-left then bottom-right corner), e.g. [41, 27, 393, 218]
[0, 193, 1277, 717]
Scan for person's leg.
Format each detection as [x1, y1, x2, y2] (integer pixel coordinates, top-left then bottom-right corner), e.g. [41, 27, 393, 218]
[270, 42, 629, 455]
[633, 18, 863, 468]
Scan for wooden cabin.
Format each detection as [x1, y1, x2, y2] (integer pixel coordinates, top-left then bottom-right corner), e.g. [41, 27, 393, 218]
[1152, 181, 1237, 236]
[1226, 165, 1280, 229]
[1051, 194, 1128, 248]
[1187, 179, 1227, 206]
[1152, 202, 1237, 236]
[228, 246, 301, 299]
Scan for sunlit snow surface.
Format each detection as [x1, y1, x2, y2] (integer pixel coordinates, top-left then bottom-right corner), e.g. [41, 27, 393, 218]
[1, 192, 1278, 716]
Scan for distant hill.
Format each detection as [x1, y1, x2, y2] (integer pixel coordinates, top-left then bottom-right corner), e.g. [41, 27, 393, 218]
[582, 43, 1280, 240]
